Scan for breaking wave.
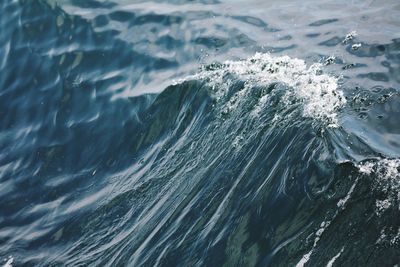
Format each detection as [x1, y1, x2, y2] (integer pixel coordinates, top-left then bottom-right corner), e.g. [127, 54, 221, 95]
[1, 0, 400, 266]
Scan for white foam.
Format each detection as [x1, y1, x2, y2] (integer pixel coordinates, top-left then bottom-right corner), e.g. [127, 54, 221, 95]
[2, 257, 13, 267]
[376, 227, 400, 246]
[296, 250, 312, 267]
[337, 179, 358, 209]
[296, 218, 335, 266]
[357, 159, 400, 215]
[296, 178, 359, 267]
[351, 43, 362, 50]
[375, 199, 391, 216]
[343, 31, 357, 43]
[357, 159, 400, 180]
[177, 53, 346, 127]
[326, 247, 344, 267]
[391, 228, 400, 246]
[296, 217, 333, 266]
[324, 56, 336, 66]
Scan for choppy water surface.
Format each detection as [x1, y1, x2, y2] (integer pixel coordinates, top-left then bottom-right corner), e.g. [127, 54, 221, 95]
[1, 0, 400, 266]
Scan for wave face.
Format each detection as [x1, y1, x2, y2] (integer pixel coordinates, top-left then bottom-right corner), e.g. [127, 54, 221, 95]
[1, 0, 400, 266]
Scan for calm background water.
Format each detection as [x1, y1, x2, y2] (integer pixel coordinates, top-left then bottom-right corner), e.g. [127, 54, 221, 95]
[1, 0, 400, 266]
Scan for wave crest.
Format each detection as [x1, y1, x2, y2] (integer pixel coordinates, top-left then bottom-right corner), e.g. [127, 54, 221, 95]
[177, 53, 346, 126]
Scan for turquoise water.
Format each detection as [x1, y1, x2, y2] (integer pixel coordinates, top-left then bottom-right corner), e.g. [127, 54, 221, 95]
[1, 0, 400, 266]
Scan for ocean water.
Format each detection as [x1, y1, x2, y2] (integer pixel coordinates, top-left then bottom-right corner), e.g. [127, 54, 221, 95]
[1, 0, 400, 266]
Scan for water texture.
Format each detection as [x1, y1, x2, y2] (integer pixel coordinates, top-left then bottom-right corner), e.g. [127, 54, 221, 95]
[1, 0, 400, 266]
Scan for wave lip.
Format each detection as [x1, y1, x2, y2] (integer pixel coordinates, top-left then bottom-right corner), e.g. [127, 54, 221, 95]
[178, 53, 346, 127]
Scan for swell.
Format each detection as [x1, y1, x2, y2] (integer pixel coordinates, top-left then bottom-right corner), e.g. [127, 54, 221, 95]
[59, 55, 399, 266]
[41, 54, 390, 266]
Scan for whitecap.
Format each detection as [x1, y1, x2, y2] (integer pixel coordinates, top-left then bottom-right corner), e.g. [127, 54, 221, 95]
[178, 53, 346, 127]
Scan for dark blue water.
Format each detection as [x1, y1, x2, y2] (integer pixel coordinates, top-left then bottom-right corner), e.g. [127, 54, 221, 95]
[1, 0, 400, 266]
